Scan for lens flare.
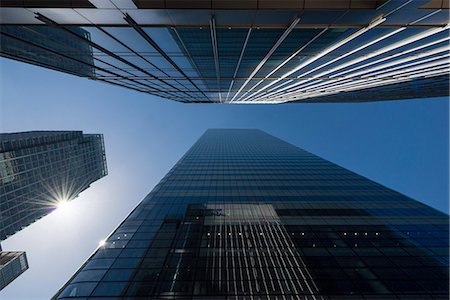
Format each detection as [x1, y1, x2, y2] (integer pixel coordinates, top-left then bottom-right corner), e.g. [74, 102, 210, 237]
[56, 199, 69, 210]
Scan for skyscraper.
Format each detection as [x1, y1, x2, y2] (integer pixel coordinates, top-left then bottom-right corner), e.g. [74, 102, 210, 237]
[1, 1, 449, 103]
[0, 26, 96, 78]
[0, 130, 107, 290]
[0, 248, 28, 291]
[54, 129, 448, 299]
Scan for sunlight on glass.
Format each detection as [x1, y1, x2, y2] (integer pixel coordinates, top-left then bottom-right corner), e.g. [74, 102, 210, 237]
[99, 239, 106, 247]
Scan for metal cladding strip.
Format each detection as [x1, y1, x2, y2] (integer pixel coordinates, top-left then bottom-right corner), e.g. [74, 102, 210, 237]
[235, 28, 328, 102]
[263, 9, 446, 100]
[230, 16, 300, 103]
[392, 64, 450, 79]
[335, 44, 450, 79]
[329, 36, 450, 78]
[265, 69, 449, 103]
[225, 28, 252, 101]
[359, 52, 450, 78]
[303, 64, 450, 99]
[268, 66, 450, 104]
[282, 32, 450, 101]
[254, 28, 406, 98]
[238, 16, 386, 103]
[246, 7, 447, 103]
[326, 27, 450, 79]
[261, 45, 450, 102]
[294, 70, 450, 103]
[383, 0, 414, 18]
[241, 79, 394, 104]
[410, 8, 443, 24]
[251, 25, 450, 103]
[239, 1, 425, 102]
[124, 13, 210, 101]
[209, 17, 222, 102]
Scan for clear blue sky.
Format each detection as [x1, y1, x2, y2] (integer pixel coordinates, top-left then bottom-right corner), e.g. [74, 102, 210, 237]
[0, 57, 448, 300]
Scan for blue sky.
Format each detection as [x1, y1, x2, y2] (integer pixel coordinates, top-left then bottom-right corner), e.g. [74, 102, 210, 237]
[0, 57, 448, 299]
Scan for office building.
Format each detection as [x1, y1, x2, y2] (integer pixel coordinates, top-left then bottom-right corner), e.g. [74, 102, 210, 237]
[0, 248, 28, 291]
[54, 129, 449, 299]
[0, 130, 107, 290]
[0, 130, 107, 240]
[1, 25, 96, 78]
[0, 1, 449, 103]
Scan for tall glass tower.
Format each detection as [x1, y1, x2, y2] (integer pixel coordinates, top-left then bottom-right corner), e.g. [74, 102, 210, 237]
[0, 248, 27, 291]
[54, 129, 448, 299]
[0, 130, 107, 290]
[0, 131, 108, 240]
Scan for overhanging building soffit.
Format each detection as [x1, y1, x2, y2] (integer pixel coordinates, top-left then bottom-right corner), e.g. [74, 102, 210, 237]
[1, 1, 448, 28]
[0, 0, 448, 104]
[33, 13, 185, 99]
[0, 0, 447, 11]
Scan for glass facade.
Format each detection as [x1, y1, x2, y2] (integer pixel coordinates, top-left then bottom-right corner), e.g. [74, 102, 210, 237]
[55, 129, 449, 299]
[1, 1, 449, 103]
[0, 131, 108, 241]
[0, 130, 107, 290]
[1, 26, 96, 77]
[0, 250, 28, 291]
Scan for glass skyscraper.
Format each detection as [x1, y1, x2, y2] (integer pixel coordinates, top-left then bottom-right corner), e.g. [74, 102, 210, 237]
[1, 25, 96, 78]
[0, 130, 107, 290]
[54, 129, 448, 299]
[1, 1, 449, 103]
[0, 248, 28, 291]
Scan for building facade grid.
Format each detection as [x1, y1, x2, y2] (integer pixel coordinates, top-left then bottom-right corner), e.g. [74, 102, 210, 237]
[0, 0, 449, 103]
[54, 129, 449, 299]
[0, 131, 107, 240]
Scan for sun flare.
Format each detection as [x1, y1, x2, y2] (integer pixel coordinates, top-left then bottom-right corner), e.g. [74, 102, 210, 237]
[56, 199, 69, 209]
[54, 198, 72, 216]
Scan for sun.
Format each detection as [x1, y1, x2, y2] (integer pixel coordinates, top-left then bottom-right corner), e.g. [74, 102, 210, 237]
[56, 199, 68, 208]
[55, 198, 71, 214]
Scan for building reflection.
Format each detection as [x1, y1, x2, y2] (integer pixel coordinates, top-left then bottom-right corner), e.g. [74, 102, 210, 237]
[1, 26, 95, 78]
